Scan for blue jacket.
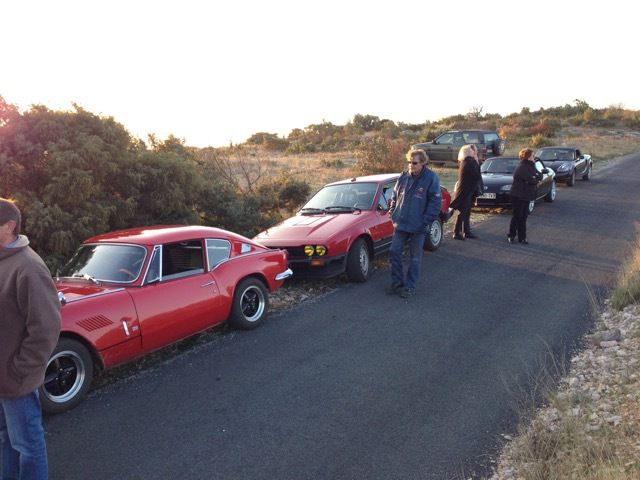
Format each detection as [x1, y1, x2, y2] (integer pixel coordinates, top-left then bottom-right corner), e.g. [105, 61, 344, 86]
[390, 167, 442, 233]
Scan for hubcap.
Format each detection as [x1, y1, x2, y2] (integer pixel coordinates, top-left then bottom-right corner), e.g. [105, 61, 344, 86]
[359, 245, 369, 275]
[241, 286, 265, 322]
[551, 182, 556, 200]
[43, 350, 85, 403]
[431, 221, 442, 246]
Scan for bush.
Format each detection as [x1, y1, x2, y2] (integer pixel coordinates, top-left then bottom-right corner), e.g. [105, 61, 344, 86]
[353, 136, 407, 174]
[530, 134, 553, 148]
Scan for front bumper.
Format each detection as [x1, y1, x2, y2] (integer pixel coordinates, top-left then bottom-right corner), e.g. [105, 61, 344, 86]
[286, 254, 347, 279]
[474, 192, 513, 208]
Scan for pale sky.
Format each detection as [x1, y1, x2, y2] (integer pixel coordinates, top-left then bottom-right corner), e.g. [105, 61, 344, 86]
[2, 0, 638, 147]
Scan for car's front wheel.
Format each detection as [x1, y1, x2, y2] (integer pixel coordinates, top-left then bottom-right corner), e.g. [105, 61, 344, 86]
[423, 219, 443, 251]
[346, 238, 370, 282]
[229, 277, 269, 330]
[544, 181, 556, 202]
[566, 170, 576, 186]
[582, 164, 592, 181]
[40, 338, 94, 414]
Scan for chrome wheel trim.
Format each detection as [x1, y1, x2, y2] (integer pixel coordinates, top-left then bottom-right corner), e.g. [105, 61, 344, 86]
[359, 244, 370, 276]
[42, 350, 86, 404]
[240, 285, 266, 323]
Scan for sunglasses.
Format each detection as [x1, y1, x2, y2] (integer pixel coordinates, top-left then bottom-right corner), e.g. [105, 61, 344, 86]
[407, 160, 420, 165]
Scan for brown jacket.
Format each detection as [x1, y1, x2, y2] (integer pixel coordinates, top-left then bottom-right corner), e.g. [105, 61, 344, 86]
[0, 235, 61, 398]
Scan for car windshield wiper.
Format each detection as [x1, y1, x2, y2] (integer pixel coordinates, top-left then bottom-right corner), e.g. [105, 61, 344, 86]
[300, 207, 326, 215]
[70, 273, 100, 285]
[325, 206, 359, 212]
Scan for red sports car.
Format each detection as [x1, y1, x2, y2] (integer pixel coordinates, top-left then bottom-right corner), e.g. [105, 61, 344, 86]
[42, 225, 291, 413]
[254, 173, 452, 282]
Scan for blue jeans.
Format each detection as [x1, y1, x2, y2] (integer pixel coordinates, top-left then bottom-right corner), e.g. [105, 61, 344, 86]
[0, 391, 48, 480]
[389, 230, 426, 290]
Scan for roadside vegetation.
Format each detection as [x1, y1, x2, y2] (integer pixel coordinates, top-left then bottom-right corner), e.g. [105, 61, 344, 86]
[489, 236, 640, 479]
[2, 95, 640, 272]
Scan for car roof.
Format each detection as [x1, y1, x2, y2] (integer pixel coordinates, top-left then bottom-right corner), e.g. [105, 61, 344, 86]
[536, 146, 577, 150]
[485, 156, 519, 161]
[444, 129, 496, 133]
[85, 225, 251, 246]
[325, 173, 400, 186]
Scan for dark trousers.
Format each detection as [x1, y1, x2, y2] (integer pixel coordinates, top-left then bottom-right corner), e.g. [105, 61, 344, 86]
[509, 198, 530, 241]
[454, 195, 473, 235]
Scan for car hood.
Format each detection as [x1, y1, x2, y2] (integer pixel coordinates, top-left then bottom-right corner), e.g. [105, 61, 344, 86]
[481, 173, 512, 185]
[255, 212, 368, 245]
[55, 281, 125, 304]
[542, 160, 571, 170]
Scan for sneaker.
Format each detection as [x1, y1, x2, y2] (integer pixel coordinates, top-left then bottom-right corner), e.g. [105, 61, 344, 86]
[519, 239, 529, 245]
[507, 236, 515, 244]
[399, 288, 415, 299]
[453, 233, 465, 241]
[464, 232, 478, 239]
[385, 284, 404, 295]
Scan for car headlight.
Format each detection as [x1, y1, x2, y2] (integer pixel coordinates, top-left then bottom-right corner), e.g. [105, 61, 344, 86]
[557, 163, 571, 172]
[304, 245, 315, 256]
[315, 245, 327, 256]
[304, 245, 327, 256]
[500, 184, 512, 191]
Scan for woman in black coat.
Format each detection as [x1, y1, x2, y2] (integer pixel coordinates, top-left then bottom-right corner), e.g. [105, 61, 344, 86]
[508, 148, 543, 244]
[450, 144, 482, 240]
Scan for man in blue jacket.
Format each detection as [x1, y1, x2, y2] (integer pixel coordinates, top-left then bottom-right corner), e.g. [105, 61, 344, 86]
[387, 149, 442, 298]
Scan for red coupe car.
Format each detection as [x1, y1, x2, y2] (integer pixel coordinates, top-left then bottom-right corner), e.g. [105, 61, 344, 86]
[254, 173, 452, 282]
[42, 225, 291, 413]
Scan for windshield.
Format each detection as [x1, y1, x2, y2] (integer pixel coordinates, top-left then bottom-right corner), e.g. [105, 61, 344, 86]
[535, 149, 573, 161]
[302, 183, 378, 211]
[59, 244, 147, 283]
[481, 157, 520, 174]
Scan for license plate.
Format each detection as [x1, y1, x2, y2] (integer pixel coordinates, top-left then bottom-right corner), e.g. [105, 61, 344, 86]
[478, 193, 496, 199]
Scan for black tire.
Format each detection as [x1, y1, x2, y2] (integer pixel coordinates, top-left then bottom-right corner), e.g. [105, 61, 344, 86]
[582, 163, 592, 181]
[544, 181, 556, 203]
[566, 170, 576, 187]
[423, 219, 443, 251]
[40, 338, 94, 414]
[228, 277, 269, 330]
[346, 238, 370, 283]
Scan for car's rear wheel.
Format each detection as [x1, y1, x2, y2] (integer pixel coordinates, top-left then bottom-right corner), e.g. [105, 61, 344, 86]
[346, 238, 370, 282]
[40, 338, 94, 414]
[544, 181, 556, 202]
[423, 219, 443, 251]
[566, 170, 576, 186]
[229, 277, 269, 330]
[528, 200, 535, 214]
[582, 164, 592, 181]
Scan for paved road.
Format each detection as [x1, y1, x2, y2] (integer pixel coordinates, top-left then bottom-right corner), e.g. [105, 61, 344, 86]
[46, 153, 640, 479]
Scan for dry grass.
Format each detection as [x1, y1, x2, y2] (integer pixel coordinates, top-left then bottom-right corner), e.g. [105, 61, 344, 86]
[611, 235, 640, 310]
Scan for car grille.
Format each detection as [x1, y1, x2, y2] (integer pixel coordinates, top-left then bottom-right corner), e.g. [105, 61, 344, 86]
[273, 246, 307, 259]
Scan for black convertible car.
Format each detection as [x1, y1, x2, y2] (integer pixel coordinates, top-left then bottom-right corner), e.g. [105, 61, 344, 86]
[475, 156, 556, 213]
[534, 146, 592, 186]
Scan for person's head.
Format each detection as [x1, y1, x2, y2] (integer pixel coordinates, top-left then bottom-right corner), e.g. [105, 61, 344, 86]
[406, 149, 429, 175]
[457, 144, 475, 162]
[0, 198, 21, 246]
[519, 148, 534, 162]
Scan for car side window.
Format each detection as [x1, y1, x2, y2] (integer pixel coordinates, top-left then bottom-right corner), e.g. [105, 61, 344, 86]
[206, 239, 231, 270]
[534, 160, 545, 173]
[378, 182, 396, 210]
[464, 132, 480, 144]
[435, 133, 454, 145]
[161, 240, 205, 280]
[484, 133, 499, 143]
[143, 246, 161, 284]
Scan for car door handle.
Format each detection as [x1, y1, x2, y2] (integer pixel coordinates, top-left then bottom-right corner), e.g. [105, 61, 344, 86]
[201, 280, 216, 287]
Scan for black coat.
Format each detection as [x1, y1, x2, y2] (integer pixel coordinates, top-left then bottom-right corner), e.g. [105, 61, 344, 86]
[450, 156, 482, 210]
[510, 160, 542, 201]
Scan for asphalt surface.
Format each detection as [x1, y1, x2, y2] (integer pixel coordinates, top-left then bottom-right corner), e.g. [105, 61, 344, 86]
[45, 153, 640, 480]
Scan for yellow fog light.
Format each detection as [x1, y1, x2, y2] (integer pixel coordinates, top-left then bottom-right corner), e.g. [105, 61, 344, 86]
[304, 245, 315, 256]
[315, 245, 327, 256]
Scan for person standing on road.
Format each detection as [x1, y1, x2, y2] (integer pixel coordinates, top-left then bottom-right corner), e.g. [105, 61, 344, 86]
[450, 144, 482, 240]
[386, 149, 442, 298]
[0, 198, 61, 480]
[507, 148, 543, 244]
